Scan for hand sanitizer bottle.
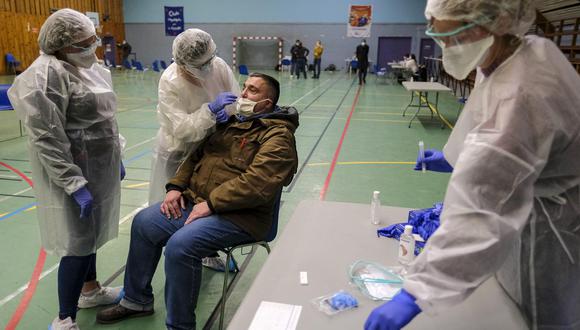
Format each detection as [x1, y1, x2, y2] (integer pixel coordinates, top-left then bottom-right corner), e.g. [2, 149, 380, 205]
[370, 191, 381, 225]
[398, 225, 416, 266]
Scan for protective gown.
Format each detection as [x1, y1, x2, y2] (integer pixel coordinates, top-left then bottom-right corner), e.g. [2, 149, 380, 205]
[8, 55, 122, 257]
[148, 57, 239, 204]
[404, 36, 580, 329]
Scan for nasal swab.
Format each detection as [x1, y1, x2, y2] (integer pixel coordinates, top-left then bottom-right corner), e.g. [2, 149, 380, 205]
[418, 141, 426, 173]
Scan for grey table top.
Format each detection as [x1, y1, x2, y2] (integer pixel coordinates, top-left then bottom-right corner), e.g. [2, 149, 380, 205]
[228, 200, 528, 330]
[402, 81, 452, 92]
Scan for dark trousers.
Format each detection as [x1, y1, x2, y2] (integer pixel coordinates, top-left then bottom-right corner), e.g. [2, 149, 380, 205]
[58, 253, 97, 320]
[313, 58, 321, 78]
[358, 62, 368, 84]
[295, 58, 307, 79]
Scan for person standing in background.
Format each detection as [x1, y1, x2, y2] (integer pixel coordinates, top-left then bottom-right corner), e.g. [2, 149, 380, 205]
[290, 40, 300, 79]
[117, 40, 132, 63]
[312, 40, 324, 79]
[356, 39, 369, 85]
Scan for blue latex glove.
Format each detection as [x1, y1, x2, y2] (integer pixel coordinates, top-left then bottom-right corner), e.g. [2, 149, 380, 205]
[72, 187, 93, 219]
[414, 149, 453, 173]
[208, 92, 237, 114]
[364, 289, 422, 330]
[120, 162, 126, 181]
[215, 109, 230, 124]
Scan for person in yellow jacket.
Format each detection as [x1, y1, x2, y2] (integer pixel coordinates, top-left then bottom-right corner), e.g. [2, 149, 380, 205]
[312, 40, 324, 79]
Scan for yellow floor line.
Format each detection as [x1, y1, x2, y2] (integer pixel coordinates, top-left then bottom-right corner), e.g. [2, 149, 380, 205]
[415, 92, 454, 129]
[308, 161, 414, 167]
[0, 212, 7, 217]
[25, 206, 36, 212]
[125, 182, 150, 189]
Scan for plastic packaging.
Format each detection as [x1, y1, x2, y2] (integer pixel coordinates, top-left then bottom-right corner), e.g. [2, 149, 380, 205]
[418, 141, 426, 173]
[370, 191, 381, 225]
[398, 225, 416, 266]
[349, 260, 403, 300]
[311, 290, 359, 315]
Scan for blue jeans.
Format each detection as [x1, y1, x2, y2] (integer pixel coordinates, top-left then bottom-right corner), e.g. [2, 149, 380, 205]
[120, 202, 253, 330]
[313, 58, 321, 77]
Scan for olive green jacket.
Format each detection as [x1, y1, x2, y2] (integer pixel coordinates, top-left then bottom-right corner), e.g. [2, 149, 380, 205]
[168, 106, 299, 240]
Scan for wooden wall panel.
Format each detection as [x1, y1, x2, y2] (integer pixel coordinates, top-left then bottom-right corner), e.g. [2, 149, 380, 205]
[0, 0, 124, 75]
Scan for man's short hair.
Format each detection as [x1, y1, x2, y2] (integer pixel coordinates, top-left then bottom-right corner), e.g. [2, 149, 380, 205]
[249, 72, 280, 106]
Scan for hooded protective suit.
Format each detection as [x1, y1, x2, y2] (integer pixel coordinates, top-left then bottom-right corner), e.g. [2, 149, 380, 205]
[8, 55, 122, 257]
[148, 57, 239, 204]
[404, 36, 580, 329]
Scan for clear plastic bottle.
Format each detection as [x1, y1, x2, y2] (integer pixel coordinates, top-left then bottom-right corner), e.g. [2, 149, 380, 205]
[370, 191, 381, 225]
[398, 225, 416, 266]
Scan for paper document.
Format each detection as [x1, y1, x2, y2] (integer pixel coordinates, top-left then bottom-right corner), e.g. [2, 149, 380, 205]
[248, 301, 302, 330]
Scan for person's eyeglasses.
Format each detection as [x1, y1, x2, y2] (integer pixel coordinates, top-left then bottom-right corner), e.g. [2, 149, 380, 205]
[426, 23, 476, 48]
[71, 36, 100, 51]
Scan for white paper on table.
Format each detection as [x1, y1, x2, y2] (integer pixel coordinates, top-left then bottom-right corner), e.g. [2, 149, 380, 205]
[248, 301, 302, 330]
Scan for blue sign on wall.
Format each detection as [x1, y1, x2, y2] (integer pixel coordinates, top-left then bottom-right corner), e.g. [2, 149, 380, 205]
[164, 6, 184, 36]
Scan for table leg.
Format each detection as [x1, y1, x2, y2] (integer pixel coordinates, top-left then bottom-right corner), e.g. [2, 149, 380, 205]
[435, 92, 445, 129]
[408, 91, 424, 128]
[403, 91, 415, 117]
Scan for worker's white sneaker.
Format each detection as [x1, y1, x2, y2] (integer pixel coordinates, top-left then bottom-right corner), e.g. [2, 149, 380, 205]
[49, 316, 79, 330]
[77, 286, 124, 309]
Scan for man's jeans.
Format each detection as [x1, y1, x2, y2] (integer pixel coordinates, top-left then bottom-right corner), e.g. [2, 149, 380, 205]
[120, 202, 253, 330]
[313, 58, 321, 77]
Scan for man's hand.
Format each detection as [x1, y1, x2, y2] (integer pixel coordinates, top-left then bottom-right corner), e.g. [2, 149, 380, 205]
[185, 201, 212, 225]
[161, 190, 185, 219]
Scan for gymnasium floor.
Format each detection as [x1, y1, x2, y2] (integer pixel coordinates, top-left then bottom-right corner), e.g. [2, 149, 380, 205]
[0, 68, 456, 329]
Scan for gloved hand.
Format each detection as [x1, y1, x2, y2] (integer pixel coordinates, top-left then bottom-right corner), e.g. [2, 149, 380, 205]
[364, 289, 421, 330]
[414, 149, 453, 173]
[120, 162, 126, 181]
[208, 92, 237, 114]
[215, 109, 230, 124]
[72, 186, 93, 219]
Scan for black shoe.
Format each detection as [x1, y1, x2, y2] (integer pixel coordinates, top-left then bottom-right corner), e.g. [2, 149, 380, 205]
[96, 304, 154, 324]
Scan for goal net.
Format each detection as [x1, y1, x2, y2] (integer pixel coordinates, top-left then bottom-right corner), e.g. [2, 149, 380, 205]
[232, 36, 283, 70]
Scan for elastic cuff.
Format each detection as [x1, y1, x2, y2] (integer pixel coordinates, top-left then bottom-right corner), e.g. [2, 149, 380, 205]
[206, 199, 216, 213]
[165, 183, 184, 193]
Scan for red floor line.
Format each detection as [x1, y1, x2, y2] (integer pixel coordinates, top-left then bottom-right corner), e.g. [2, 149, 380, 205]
[319, 85, 362, 201]
[0, 161, 46, 330]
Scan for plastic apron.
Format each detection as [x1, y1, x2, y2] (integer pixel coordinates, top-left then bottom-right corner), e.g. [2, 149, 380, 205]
[442, 42, 580, 329]
[9, 56, 121, 257]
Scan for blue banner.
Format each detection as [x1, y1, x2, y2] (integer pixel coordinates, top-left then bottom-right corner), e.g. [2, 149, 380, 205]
[165, 6, 184, 36]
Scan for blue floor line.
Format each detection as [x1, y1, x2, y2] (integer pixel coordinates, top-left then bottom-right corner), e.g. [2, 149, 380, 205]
[0, 202, 37, 221]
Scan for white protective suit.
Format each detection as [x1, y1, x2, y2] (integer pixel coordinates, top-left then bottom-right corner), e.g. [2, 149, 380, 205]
[8, 55, 122, 257]
[148, 57, 239, 204]
[405, 36, 580, 329]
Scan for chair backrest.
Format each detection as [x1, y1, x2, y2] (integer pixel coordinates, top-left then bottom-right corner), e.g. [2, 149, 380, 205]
[281, 59, 291, 66]
[152, 60, 160, 72]
[131, 59, 137, 67]
[0, 84, 13, 110]
[6, 53, 15, 63]
[160, 60, 168, 70]
[135, 61, 144, 71]
[350, 60, 359, 69]
[238, 64, 249, 75]
[263, 189, 283, 242]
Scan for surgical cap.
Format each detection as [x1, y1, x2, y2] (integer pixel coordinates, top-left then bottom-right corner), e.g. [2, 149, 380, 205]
[425, 0, 537, 36]
[172, 28, 217, 67]
[38, 8, 96, 55]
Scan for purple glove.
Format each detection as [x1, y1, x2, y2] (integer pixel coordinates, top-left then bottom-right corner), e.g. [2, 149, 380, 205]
[414, 149, 453, 173]
[364, 289, 422, 330]
[208, 92, 237, 114]
[215, 109, 230, 124]
[72, 186, 93, 219]
[120, 162, 126, 181]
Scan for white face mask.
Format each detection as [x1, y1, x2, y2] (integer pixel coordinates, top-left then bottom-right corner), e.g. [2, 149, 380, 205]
[442, 35, 494, 80]
[235, 98, 271, 118]
[65, 43, 98, 69]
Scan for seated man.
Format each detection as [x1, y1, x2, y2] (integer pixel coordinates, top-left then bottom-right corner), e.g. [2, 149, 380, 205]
[96, 73, 299, 329]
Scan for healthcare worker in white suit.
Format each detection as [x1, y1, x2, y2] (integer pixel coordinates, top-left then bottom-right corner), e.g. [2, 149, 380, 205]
[149, 28, 239, 203]
[365, 0, 580, 329]
[8, 8, 124, 330]
[148, 28, 240, 271]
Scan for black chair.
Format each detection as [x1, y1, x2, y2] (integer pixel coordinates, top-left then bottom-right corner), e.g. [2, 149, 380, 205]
[217, 189, 282, 330]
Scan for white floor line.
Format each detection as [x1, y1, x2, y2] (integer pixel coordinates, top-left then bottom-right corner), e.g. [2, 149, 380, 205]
[125, 137, 156, 152]
[0, 187, 32, 203]
[0, 202, 148, 307]
[289, 78, 335, 106]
